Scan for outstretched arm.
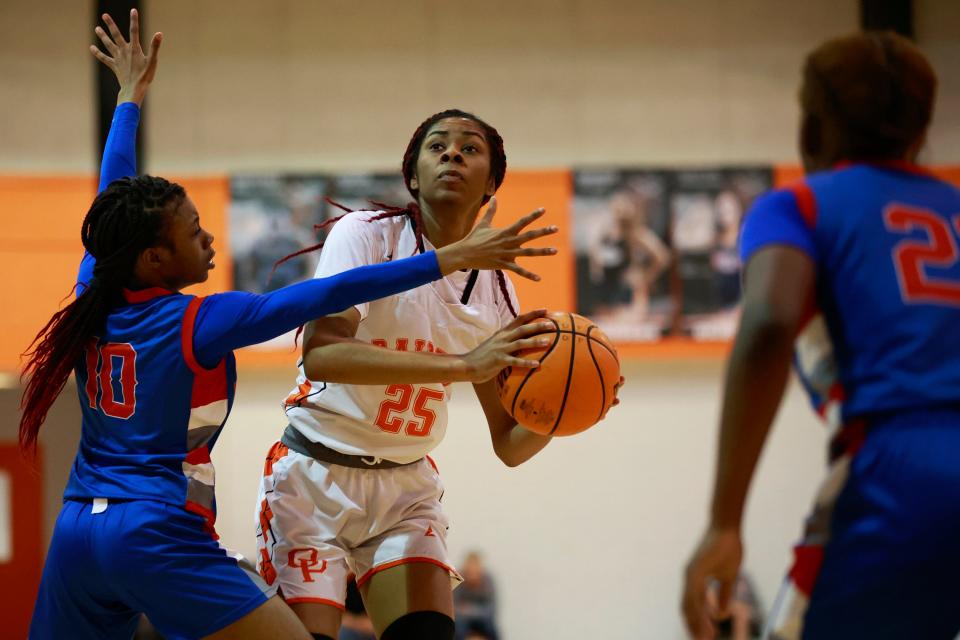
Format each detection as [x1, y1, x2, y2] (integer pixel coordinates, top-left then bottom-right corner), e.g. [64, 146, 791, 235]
[192, 252, 443, 367]
[79, 10, 162, 293]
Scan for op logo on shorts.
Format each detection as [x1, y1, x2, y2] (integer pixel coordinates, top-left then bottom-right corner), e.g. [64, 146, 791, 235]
[288, 548, 328, 582]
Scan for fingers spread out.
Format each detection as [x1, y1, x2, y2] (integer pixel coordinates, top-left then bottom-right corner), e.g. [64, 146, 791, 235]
[148, 32, 163, 58]
[94, 25, 119, 55]
[507, 208, 546, 234]
[510, 247, 558, 258]
[500, 262, 541, 282]
[479, 196, 498, 226]
[102, 13, 127, 48]
[517, 226, 559, 244]
[90, 44, 113, 66]
[507, 309, 549, 329]
[504, 356, 540, 370]
[129, 9, 140, 50]
[508, 321, 554, 342]
[509, 336, 551, 352]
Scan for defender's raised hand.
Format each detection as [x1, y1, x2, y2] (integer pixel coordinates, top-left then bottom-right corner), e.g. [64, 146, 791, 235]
[90, 9, 162, 106]
[436, 197, 559, 280]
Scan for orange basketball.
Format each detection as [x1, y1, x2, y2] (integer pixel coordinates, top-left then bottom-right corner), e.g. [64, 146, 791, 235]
[495, 311, 620, 436]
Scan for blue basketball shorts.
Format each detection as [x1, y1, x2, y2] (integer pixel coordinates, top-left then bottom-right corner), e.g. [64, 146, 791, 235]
[768, 409, 960, 639]
[30, 498, 271, 640]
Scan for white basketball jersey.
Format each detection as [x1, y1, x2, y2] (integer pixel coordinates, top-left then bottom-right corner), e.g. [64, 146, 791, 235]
[284, 211, 519, 463]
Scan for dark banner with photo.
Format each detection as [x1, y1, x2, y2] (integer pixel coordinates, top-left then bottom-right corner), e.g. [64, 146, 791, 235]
[229, 173, 412, 349]
[230, 173, 412, 295]
[573, 167, 772, 342]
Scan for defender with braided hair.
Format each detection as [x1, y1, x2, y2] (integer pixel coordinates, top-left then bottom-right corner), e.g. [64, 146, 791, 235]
[27, 12, 557, 640]
[254, 110, 574, 640]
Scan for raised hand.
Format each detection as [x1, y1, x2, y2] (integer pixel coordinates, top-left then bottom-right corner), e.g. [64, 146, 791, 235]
[461, 310, 554, 383]
[436, 197, 559, 280]
[90, 9, 162, 106]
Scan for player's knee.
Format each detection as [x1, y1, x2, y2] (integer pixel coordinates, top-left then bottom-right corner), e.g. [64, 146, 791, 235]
[381, 610, 454, 640]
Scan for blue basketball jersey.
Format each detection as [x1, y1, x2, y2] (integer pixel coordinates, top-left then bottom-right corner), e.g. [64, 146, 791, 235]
[741, 161, 960, 426]
[62, 101, 444, 532]
[67, 290, 232, 531]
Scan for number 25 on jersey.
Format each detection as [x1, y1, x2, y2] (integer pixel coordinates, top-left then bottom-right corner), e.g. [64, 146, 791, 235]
[885, 204, 960, 306]
[374, 384, 445, 437]
[84, 341, 138, 419]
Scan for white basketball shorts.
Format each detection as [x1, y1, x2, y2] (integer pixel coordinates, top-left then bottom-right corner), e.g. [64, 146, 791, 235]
[255, 441, 462, 609]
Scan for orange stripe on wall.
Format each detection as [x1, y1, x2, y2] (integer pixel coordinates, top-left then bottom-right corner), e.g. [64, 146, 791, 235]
[6, 166, 959, 372]
[485, 169, 574, 314]
[0, 176, 96, 372]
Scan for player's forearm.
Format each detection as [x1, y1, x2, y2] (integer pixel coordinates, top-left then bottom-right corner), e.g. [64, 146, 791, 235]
[491, 424, 551, 467]
[709, 306, 794, 530]
[98, 102, 140, 194]
[303, 341, 471, 385]
[117, 82, 149, 107]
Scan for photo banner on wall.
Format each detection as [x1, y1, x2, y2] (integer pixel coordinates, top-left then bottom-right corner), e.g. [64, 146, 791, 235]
[228, 172, 412, 350]
[572, 167, 772, 342]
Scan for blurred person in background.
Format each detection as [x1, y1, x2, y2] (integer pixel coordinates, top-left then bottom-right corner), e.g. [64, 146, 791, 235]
[590, 190, 670, 322]
[339, 577, 376, 640]
[710, 573, 763, 640]
[454, 551, 499, 640]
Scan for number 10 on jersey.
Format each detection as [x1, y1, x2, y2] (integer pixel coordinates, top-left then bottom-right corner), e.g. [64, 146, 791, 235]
[84, 341, 138, 419]
[374, 384, 445, 437]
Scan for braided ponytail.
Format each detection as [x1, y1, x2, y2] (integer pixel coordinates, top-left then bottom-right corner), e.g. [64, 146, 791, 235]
[19, 176, 184, 454]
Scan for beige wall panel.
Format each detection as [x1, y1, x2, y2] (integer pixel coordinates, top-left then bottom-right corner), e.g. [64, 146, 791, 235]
[0, 2, 95, 172]
[916, 0, 960, 165]
[146, 0, 859, 174]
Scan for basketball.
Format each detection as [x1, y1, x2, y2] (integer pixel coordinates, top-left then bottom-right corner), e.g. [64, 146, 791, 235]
[495, 312, 620, 436]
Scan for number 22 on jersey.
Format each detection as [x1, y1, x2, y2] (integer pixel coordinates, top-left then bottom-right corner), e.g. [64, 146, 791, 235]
[84, 341, 138, 419]
[374, 385, 445, 437]
[885, 204, 960, 306]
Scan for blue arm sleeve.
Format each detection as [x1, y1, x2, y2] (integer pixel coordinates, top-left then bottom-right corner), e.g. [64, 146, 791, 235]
[739, 188, 819, 265]
[191, 252, 443, 367]
[77, 102, 141, 294]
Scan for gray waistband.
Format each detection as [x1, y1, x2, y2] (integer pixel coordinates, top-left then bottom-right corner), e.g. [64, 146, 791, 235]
[280, 425, 418, 470]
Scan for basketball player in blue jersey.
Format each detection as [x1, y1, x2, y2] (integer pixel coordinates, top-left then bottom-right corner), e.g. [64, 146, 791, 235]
[24, 11, 557, 639]
[681, 32, 960, 640]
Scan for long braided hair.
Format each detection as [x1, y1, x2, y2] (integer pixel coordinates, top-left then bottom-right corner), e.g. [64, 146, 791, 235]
[275, 109, 517, 317]
[801, 31, 936, 165]
[19, 176, 185, 454]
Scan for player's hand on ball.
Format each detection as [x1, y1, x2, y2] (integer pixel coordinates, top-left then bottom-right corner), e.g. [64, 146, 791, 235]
[461, 310, 554, 383]
[436, 197, 558, 280]
[90, 9, 162, 106]
[612, 376, 626, 407]
[682, 527, 743, 640]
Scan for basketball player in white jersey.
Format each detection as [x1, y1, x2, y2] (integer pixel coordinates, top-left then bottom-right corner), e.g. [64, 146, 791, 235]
[256, 109, 561, 640]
